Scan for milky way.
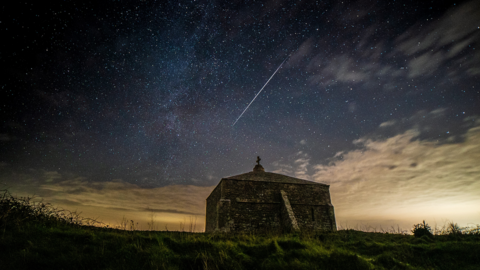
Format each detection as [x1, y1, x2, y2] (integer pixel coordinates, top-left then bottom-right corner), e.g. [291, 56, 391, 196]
[2, 0, 480, 229]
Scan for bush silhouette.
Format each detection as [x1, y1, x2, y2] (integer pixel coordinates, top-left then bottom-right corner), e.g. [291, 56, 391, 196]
[411, 220, 433, 238]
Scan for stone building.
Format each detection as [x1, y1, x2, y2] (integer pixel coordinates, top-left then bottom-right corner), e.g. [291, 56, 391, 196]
[205, 158, 336, 233]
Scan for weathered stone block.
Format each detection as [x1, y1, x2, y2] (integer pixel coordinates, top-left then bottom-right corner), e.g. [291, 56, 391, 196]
[280, 190, 300, 232]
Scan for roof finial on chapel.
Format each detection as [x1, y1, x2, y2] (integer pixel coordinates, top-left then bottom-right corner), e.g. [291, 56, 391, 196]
[253, 156, 265, 173]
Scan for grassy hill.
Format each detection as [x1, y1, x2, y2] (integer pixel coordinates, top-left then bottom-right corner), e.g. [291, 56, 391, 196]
[1, 190, 479, 270]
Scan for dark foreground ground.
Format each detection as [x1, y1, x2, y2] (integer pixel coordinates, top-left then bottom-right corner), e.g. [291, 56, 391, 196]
[1, 191, 479, 269]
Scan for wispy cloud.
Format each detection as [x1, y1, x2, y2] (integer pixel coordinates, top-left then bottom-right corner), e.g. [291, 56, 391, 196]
[313, 124, 480, 228]
[379, 120, 396, 128]
[272, 110, 480, 229]
[288, 0, 480, 90]
[293, 151, 311, 180]
[5, 176, 214, 231]
[394, 1, 480, 78]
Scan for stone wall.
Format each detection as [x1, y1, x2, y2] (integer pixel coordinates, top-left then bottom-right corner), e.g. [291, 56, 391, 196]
[223, 179, 332, 206]
[216, 199, 231, 232]
[291, 204, 336, 231]
[205, 182, 222, 232]
[228, 202, 281, 232]
[206, 178, 336, 233]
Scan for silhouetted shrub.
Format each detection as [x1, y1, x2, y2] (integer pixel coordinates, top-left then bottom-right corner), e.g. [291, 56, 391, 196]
[411, 220, 433, 238]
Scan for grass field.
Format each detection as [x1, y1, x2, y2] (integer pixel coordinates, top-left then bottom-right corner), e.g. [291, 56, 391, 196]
[1, 190, 479, 270]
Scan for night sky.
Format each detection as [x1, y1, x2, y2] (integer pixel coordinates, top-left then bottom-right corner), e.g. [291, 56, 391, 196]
[2, 0, 480, 231]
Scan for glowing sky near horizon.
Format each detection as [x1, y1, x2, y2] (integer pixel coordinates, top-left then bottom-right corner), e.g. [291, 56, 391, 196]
[2, 0, 480, 231]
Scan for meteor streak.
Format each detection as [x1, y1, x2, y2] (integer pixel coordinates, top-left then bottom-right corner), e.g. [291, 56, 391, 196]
[232, 57, 288, 126]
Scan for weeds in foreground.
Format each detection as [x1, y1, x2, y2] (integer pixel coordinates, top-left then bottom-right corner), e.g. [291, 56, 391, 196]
[430, 221, 480, 236]
[0, 189, 103, 232]
[1, 190, 480, 270]
[337, 223, 410, 234]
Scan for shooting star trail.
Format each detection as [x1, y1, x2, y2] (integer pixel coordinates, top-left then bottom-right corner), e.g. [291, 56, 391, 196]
[232, 57, 288, 126]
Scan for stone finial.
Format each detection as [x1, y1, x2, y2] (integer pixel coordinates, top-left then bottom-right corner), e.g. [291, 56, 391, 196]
[253, 156, 265, 173]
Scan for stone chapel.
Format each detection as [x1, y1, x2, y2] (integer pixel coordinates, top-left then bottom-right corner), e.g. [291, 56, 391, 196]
[205, 157, 336, 233]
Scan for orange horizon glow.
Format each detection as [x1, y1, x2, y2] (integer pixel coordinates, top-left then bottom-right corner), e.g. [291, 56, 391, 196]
[4, 118, 480, 232]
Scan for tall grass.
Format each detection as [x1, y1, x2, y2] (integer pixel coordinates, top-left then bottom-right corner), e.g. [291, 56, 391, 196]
[1, 189, 480, 270]
[0, 189, 103, 231]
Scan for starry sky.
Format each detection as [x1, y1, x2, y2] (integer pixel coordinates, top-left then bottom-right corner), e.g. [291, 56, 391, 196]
[2, 0, 480, 231]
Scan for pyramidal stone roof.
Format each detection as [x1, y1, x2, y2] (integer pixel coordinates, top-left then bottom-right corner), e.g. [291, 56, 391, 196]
[224, 171, 328, 186]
